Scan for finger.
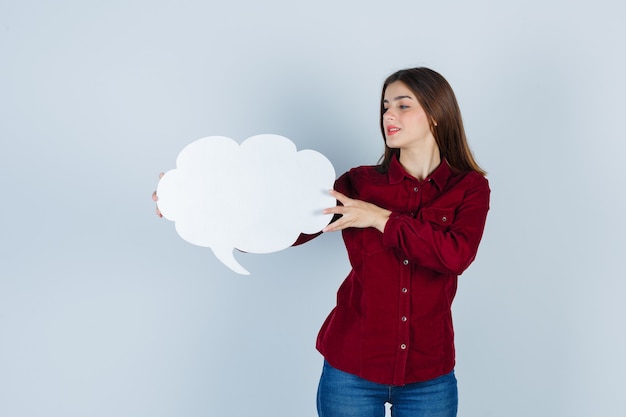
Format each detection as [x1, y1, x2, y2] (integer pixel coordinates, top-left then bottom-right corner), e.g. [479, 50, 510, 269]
[324, 220, 347, 233]
[323, 213, 353, 232]
[328, 189, 351, 205]
[152, 190, 158, 202]
[159, 172, 165, 179]
[156, 206, 163, 218]
[323, 205, 348, 215]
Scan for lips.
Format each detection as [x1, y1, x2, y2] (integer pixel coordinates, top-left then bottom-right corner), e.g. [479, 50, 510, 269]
[386, 125, 400, 136]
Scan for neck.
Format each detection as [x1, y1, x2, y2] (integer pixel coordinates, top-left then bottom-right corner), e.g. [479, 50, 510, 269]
[398, 144, 441, 181]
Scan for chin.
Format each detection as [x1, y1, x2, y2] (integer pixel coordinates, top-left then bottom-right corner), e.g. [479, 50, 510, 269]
[385, 139, 401, 149]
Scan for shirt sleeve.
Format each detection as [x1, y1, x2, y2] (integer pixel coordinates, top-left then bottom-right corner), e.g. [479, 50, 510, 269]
[382, 174, 490, 275]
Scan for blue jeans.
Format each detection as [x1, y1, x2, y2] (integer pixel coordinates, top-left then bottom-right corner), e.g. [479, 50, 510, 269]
[317, 361, 457, 417]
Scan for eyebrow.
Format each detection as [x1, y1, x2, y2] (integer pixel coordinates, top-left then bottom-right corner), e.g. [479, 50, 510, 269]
[383, 95, 414, 103]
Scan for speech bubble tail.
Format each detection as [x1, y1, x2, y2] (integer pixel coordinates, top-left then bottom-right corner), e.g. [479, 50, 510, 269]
[211, 247, 250, 275]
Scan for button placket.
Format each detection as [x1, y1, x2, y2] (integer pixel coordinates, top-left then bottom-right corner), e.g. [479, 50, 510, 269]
[407, 179, 421, 213]
[398, 278, 410, 354]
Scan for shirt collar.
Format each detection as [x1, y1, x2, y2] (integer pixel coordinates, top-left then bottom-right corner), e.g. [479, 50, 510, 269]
[388, 154, 451, 190]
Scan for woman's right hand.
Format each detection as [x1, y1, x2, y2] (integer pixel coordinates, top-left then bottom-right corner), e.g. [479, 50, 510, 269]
[152, 173, 165, 218]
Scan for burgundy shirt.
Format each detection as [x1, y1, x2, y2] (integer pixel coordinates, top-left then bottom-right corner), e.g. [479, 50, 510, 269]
[307, 155, 490, 386]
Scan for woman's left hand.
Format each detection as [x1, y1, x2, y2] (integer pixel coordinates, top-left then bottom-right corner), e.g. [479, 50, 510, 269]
[322, 190, 391, 233]
[152, 172, 165, 218]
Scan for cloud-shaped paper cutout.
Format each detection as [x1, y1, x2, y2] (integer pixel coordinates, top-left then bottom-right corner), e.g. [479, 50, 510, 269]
[156, 134, 336, 275]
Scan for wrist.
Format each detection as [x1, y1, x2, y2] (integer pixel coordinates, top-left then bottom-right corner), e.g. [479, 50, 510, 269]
[374, 210, 391, 233]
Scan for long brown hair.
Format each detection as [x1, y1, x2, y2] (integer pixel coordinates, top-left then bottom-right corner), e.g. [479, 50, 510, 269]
[378, 67, 486, 176]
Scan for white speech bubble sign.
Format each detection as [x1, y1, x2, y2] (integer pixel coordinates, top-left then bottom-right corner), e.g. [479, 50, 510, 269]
[156, 134, 336, 275]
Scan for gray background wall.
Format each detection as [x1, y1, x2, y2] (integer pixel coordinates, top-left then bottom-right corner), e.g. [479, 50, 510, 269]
[1, 1, 625, 416]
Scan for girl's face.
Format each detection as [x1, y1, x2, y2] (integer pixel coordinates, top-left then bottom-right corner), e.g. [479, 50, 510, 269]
[382, 81, 435, 151]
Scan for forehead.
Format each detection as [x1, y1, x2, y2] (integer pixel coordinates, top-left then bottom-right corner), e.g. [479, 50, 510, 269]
[383, 81, 414, 100]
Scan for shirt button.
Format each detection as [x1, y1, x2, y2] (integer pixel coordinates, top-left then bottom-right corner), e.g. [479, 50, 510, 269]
[441, 216, 447, 222]
[402, 288, 408, 293]
[400, 344, 407, 350]
[413, 187, 419, 192]
[403, 259, 409, 265]
[401, 316, 407, 322]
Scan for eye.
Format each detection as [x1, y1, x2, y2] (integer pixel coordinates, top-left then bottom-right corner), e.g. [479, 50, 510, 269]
[382, 107, 389, 114]
[399, 105, 410, 109]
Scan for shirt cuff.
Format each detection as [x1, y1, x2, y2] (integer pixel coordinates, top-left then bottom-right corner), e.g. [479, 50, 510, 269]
[382, 212, 404, 249]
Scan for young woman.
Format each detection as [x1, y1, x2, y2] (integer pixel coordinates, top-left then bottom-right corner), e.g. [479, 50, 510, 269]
[309, 67, 490, 417]
[153, 67, 489, 417]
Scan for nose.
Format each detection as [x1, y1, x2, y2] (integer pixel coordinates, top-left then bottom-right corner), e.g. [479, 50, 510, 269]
[384, 109, 396, 120]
